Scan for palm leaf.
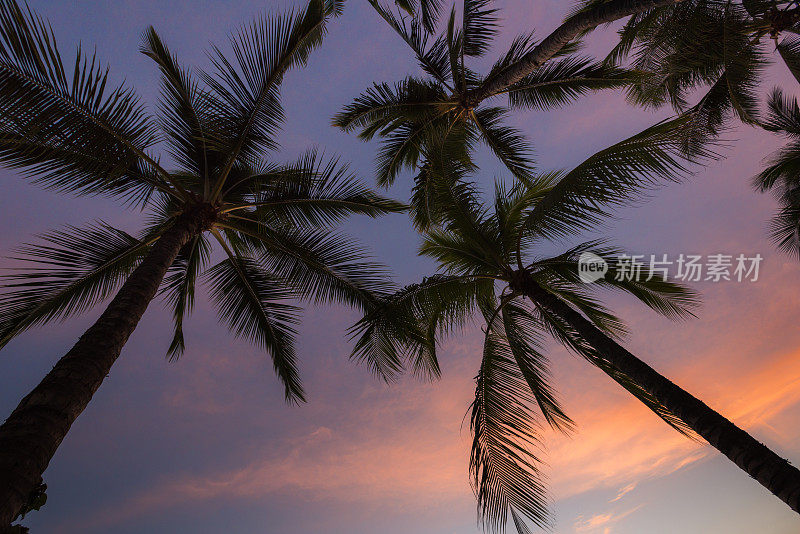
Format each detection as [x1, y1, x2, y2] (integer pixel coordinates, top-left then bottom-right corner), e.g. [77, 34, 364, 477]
[205, 0, 339, 198]
[140, 26, 223, 186]
[161, 234, 211, 360]
[521, 116, 715, 242]
[368, 0, 451, 83]
[220, 215, 392, 311]
[0, 222, 156, 348]
[332, 77, 449, 135]
[500, 300, 574, 433]
[462, 0, 498, 57]
[470, 107, 536, 183]
[223, 150, 406, 227]
[0, 0, 173, 203]
[205, 242, 304, 402]
[504, 56, 643, 111]
[470, 326, 550, 533]
[349, 274, 492, 380]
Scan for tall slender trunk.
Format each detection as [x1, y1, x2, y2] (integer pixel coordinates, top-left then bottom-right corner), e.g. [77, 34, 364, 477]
[510, 272, 800, 514]
[0, 210, 208, 527]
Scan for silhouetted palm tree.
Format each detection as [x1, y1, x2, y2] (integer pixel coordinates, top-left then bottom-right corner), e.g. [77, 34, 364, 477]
[390, 0, 686, 100]
[754, 87, 800, 255]
[349, 126, 800, 532]
[0, 0, 402, 525]
[580, 0, 800, 262]
[578, 0, 800, 146]
[334, 0, 646, 187]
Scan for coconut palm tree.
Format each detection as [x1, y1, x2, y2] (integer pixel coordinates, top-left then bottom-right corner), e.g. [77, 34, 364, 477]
[581, 0, 800, 148]
[388, 0, 687, 101]
[0, 0, 403, 525]
[349, 126, 800, 532]
[753, 87, 800, 255]
[334, 0, 648, 187]
[574, 0, 800, 261]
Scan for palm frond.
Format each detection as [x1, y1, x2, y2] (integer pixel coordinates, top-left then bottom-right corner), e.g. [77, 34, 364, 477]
[761, 87, 800, 137]
[140, 26, 221, 184]
[349, 274, 492, 381]
[220, 215, 392, 311]
[462, 0, 498, 57]
[0, 0, 172, 204]
[0, 222, 156, 348]
[530, 243, 699, 321]
[332, 77, 449, 135]
[205, 241, 304, 402]
[374, 111, 457, 187]
[205, 0, 338, 198]
[223, 150, 406, 226]
[470, 326, 550, 533]
[161, 234, 211, 360]
[500, 300, 574, 433]
[505, 56, 643, 111]
[390, 0, 444, 34]
[522, 116, 715, 242]
[754, 89, 800, 256]
[470, 106, 536, 183]
[777, 35, 800, 85]
[368, 0, 451, 83]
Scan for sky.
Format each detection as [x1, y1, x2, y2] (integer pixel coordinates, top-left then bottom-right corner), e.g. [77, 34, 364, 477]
[1, 1, 800, 533]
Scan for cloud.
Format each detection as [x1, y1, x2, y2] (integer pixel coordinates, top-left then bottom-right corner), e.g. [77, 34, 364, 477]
[574, 505, 645, 533]
[610, 483, 637, 503]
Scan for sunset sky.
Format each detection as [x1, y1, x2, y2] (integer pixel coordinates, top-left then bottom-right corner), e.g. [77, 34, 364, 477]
[1, 1, 800, 533]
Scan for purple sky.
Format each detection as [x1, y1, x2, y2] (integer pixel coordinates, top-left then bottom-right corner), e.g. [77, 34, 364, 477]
[2, 1, 800, 533]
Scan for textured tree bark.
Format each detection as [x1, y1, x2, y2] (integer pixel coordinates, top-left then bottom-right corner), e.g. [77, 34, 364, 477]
[465, 0, 685, 105]
[509, 271, 800, 514]
[0, 208, 211, 527]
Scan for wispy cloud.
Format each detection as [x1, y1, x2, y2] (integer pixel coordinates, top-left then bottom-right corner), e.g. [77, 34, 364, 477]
[574, 505, 645, 533]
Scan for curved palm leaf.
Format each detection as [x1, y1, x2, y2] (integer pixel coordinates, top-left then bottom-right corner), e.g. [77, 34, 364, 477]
[161, 234, 211, 360]
[0, 0, 175, 203]
[470, 326, 550, 533]
[222, 150, 406, 226]
[754, 88, 800, 256]
[521, 116, 716, 242]
[504, 56, 643, 111]
[205, 242, 304, 402]
[219, 215, 392, 311]
[0, 222, 158, 348]
[205, 0, 341, 199]
[349, 274, 493, 380]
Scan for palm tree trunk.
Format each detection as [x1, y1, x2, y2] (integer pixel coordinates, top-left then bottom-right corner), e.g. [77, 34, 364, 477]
[465, 0, 685, 105]
[510, 272, 800, 513]
[0, 208, 210, 527]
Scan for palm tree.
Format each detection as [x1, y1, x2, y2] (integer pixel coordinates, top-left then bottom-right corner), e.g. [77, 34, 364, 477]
[578, 0, 800, 149]
[334, 0, 650, 187]
[754, 87, 800, 255]
[349, 126, 800, 532]
[388, 0, 687, 101]
[0, 0, 403, 525]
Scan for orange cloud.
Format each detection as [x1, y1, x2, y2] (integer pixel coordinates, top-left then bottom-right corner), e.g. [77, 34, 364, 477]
[574, 504, 645, 533]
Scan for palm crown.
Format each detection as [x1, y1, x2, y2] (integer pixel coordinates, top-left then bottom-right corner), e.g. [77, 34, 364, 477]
[333, 0, 641, 191]
[580, 0, 800, 147]
[0, 0, 402, 402]
[348, 121, 709, 532]
[576, 0, 800, 255]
